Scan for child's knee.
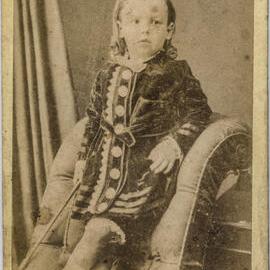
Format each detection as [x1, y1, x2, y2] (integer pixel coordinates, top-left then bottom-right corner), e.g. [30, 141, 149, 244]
[83, 217, 126, 245]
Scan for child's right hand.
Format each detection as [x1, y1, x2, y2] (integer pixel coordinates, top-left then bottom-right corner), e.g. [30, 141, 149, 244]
[148, 137, 182, 175]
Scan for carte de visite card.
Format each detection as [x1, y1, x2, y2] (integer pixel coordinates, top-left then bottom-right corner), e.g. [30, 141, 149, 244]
[2, 0, 268, 269]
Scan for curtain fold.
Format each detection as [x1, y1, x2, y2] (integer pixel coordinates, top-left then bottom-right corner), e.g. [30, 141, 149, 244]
[13, 0, 77, 265]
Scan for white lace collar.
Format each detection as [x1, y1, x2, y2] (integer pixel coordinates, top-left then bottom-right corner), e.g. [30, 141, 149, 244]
[111, 50, 164, 72]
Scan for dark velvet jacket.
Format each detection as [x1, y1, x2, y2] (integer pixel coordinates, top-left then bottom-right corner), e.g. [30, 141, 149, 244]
[71, 52, 212, 220]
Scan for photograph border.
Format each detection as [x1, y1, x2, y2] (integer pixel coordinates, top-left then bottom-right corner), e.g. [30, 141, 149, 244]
[2, 0, 268, 269]
[3, 0, 13, 269]
[252, 0, 268, 269]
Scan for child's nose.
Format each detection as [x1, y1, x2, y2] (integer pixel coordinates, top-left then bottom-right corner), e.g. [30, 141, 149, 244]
[140, 22, 150, 34]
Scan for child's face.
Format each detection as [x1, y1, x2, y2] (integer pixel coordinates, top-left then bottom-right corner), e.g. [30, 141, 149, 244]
[119, 0, 174, 61]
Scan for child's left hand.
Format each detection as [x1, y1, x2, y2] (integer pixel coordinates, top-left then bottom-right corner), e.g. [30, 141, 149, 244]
[148, 137, 183, 174]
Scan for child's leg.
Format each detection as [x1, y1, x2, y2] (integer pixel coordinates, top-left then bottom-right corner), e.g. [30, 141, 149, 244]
[63, 217, 125, 270]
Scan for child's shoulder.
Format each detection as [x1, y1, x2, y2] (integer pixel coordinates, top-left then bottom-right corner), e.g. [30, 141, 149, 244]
[160, 58, 193, 81]
[165, 58, 192, 73]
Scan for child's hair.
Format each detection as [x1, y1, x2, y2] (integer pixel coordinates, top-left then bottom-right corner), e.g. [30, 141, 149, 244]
[110, 0, 178, 60]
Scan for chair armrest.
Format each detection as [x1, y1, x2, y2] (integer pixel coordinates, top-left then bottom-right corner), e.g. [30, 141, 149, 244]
[149, 116, 251, 268]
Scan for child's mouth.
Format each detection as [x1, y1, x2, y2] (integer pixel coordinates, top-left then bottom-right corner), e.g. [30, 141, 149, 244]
[138, 39, 151, 44]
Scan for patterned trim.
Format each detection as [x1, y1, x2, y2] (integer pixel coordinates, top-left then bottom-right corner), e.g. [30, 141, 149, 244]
[88, 131, 112, 213]
[88, 67, 121, 214]
[105, 66, 121, 124]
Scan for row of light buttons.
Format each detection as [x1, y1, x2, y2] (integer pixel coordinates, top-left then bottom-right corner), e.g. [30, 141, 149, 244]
[114, 123, 124, 135]
[118, 85, 128, 97]
[115, 70, 131, 120]
[96, 70, 132, 213]
[122, 69, 132, 81]
[116, 77, 128, 119]
[115, 105, 125, 117]
[111, 146, 122, 158]
[105, 187, 117, 199]
[110, 168, 121, 180]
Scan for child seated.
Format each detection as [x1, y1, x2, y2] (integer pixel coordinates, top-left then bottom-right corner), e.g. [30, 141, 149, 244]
[29, 0, 212, 269]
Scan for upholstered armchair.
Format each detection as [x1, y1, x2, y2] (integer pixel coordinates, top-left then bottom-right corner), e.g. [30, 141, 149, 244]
[21, 114, 251, 270]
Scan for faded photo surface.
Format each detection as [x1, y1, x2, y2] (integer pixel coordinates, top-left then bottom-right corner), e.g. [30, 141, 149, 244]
[13, 1, 254, 270]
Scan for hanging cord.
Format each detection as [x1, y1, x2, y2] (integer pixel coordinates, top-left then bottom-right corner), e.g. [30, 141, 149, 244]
[57, 190, 80, 268]
[61, 160, 89, 254]
[62, 188, 79, 251]
[19, 180, 82, 270]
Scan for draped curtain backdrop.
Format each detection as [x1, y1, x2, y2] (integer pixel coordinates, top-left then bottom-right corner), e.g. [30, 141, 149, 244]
[13, 0, 77, 265]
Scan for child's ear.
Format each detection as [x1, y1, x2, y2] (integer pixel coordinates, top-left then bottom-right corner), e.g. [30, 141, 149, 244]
[166, 22, 175, 40]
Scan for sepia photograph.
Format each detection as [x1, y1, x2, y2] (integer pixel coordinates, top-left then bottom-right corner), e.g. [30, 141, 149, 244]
[3, 0, 268, 269]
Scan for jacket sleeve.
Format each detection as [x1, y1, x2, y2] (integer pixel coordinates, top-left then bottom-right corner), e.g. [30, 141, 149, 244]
[170, 61, 212, 154]
[80, 71, 104, 158]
